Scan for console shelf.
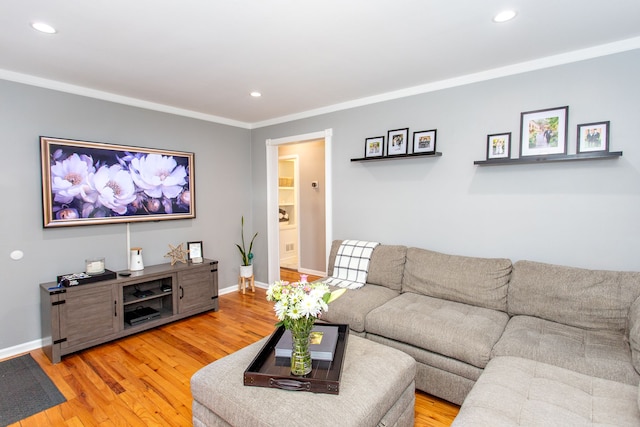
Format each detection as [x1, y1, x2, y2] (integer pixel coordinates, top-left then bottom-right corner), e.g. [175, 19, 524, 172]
[122, 276, 172, 306]
[40, 259, 218, 363]
[351, 152, 443, 162]
[123, 291, 171, 306]
[473, 151, 622, 166]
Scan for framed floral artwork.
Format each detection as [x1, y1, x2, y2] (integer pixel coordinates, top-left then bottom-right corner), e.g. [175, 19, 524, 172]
[577, 121, 610, 153]
[412, 129, 437, 154]
[486, 132, 511, 160]
[386, 128, 409, 156]
[40, 136, 195, 228]
[520, 106, 568, 157]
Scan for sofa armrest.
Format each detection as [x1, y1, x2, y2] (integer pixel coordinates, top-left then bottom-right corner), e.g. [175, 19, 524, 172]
[629, 295, 640, 375]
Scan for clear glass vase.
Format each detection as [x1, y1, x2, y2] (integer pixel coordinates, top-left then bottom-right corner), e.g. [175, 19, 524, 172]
[290, 327, 313, 376]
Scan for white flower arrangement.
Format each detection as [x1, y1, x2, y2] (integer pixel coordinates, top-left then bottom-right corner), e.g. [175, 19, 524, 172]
[266, 276, 345, 332]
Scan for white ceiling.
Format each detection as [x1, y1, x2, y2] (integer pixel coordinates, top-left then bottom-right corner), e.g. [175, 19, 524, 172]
[2, 1, 640, 128]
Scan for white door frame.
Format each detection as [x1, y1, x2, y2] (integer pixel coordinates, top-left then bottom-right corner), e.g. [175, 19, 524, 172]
[266, 129, 332, 284]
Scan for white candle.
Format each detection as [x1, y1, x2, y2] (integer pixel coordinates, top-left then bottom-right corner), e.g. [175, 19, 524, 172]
[85, 258, 105, 275]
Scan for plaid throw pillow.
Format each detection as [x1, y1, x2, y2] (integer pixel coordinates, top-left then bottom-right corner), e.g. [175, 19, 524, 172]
[324, 240, 379, 289]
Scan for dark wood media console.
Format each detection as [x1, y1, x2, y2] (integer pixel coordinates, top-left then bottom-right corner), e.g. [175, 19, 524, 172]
[40, 259, 218, 363]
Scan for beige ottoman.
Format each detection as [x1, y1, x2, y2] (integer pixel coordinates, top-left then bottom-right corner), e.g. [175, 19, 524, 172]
[191, 335, 416, 426]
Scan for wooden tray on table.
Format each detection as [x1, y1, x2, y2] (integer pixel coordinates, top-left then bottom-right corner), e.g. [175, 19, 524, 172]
[243, 323, 349, 395]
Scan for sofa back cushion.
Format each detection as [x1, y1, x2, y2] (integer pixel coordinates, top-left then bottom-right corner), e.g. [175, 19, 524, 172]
[402, 247, 512, 312]
[508, 260, 640, 332]
[327, 240, 406, 291]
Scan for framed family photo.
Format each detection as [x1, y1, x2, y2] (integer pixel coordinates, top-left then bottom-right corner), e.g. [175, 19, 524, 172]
[386, 128, 409, 156]
[364, 136, 384, 158]
[187, 241, 203, 263]
[486, 132, 511, 160]
[520, 106, 568, 157]
[412, 129, 437, 154]
[577, 121, 609, 153]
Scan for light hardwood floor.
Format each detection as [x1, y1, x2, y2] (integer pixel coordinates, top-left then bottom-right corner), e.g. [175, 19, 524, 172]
[7, 278, 459, 426]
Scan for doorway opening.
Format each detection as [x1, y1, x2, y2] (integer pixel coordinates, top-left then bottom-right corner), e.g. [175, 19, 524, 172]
[278, 155, 299, 270]
[266, 129, 333, 284]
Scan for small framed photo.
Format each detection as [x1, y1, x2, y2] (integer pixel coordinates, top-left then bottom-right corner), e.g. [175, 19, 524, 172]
[364, 136, 384, 158]
[187, 241, 203, 263]
[486, 132, 511, 160]
[412, 129, 437, 154]
[577, 121, 609, 153]
[520, 106, 568, 157]
[387, 128, 409, 156]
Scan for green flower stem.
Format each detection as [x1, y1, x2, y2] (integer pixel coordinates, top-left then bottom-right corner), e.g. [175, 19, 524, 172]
[288, 317, 315, 376]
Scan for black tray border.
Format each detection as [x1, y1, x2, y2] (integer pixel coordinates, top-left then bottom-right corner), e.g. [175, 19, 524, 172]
[243, 323, 349, 395]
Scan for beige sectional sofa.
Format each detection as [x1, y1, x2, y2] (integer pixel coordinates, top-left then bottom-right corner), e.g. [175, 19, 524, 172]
[321, 240, 640, 426]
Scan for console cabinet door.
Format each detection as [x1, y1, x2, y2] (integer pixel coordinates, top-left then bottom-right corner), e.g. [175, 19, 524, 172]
[59, 282, 119, 351]
[177, 265, 217, 315]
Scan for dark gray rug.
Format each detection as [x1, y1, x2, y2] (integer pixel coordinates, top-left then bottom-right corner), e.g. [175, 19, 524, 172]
[0, 354, 66, 426]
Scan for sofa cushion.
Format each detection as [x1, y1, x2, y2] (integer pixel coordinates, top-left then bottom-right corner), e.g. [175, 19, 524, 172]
[401, 247, 512, 311]
[320, 283, 398, 332]
[629, 296, 640, 376]
[366, 292, 509, 369]
[369, 333, 480, 405]
[492, 315, 639, 386]
[367, 333, 484, 382]
[508, 260, 640, 332]
[327, 240, 406, 291]
[452, 356, 640, 427]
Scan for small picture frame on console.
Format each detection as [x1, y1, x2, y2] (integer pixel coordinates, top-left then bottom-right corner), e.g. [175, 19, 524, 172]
[187, 241, 203, 263]
[486, 132, 511, 160]
[412, 129, 437, 154]
[364, 136, 385, 158]
[387, 128, 409, 156]
[577, 121, 610, 153]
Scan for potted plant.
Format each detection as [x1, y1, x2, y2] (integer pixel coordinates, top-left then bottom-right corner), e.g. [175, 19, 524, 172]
[236, 216, 258, 278]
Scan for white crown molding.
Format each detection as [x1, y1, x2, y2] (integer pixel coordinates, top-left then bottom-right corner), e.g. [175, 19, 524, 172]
[1, 36, 638, 130]
[0, 69, 252, 129]
[251, 36, 640, 129]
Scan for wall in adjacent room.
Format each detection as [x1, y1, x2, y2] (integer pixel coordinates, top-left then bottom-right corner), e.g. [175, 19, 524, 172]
[0, 80, 251, 353]
[250, 49, 640, 275]
[279, 140, 326, 273]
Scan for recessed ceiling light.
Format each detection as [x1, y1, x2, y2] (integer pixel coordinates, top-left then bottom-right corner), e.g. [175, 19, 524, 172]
[493, 10, 517, 23]
[250, 91, 262, 98]
[31, 21, 57, 34]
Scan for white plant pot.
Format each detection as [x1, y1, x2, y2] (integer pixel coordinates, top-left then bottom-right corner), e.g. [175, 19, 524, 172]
[240, 265, 253, 278]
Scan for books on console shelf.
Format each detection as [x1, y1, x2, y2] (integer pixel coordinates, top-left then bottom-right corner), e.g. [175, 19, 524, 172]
[274, 324, 339, 361]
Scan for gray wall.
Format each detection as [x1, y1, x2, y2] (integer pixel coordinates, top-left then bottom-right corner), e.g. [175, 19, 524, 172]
[0, 80, 251, 352]
[250, 50, 640, 273]
[2, 48, 639, 355]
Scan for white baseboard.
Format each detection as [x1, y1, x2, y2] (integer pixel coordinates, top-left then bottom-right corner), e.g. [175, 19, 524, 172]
[298, 267, 327, 277]
[218, 281, 268, 296]
[0, 338, 43, 360]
